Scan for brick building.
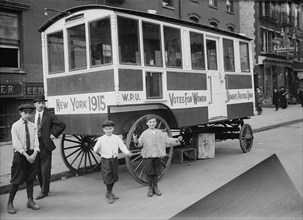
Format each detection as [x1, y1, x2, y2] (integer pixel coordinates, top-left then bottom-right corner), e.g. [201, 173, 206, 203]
[239, 0, 303, 105]
[0, 0, 240, 141]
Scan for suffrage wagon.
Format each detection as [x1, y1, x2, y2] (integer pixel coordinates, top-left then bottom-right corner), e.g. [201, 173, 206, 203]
[39, 5, 254, 185]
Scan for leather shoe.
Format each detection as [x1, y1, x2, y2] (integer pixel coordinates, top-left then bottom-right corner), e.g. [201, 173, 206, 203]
[35, 193, 47, 200]
[107, 193, 115, 204]
[7, 202, 16, 214]
[105, 192, 118, 200]
[27, 199, 40, 210]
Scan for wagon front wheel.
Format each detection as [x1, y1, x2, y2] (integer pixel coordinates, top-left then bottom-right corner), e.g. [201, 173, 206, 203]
[239, 124, 254, 153]
[61, 134, 101, 175]
[125, 114, 173, 185]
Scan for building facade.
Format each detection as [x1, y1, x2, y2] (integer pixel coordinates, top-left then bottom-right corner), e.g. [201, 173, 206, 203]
[0, 0, 240, 141]
[240, 0, 303, 105]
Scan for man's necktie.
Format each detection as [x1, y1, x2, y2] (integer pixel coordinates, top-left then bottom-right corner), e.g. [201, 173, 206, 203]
[37, 113, 41, 137]
[25, 121, 30, 150]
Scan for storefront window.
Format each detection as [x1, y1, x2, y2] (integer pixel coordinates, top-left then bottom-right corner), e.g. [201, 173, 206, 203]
[164, 26, 182, 68]
[0, 12, 20, 68]
[89, 18, 112, 66]
[240, 42, 250, 72]
[68, 24, 87, 70]
[47, 31, 64, 73]
[143, 22, 162, 67]
[118, 17, 140, 65]
[190, 32, 205, 69]
[223, 39, 235, 72]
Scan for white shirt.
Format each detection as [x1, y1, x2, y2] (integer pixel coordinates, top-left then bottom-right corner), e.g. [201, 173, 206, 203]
[93, 134, 130, 159]
[11, 118, 40, 153]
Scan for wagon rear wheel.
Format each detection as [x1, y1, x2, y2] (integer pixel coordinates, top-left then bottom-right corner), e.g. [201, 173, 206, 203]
[125, 114, 173, 185]
[239, 124, 254, 153]
[61, 134, 101, 175]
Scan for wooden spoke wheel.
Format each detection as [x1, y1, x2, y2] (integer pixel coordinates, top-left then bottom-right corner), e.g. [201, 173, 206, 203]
[180, 127, 193, 147]
[239, 124, 254, 153]
[125, 114, 173, 185]
[61, 134, 101, 175]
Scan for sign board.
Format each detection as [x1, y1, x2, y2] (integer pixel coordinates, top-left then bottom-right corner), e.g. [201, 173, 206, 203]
[0, 83, 23, 98]
[24, 83, 44, 98]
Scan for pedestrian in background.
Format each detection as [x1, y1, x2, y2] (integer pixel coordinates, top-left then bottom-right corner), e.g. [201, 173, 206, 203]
[31, 94, 66, 200]
[7, 104, 40, 214]
[93, 120, 131, 204]
[272, 88, 280, 111]
[279, 86, 288, 109]
[255, 87, 263, 115]
[132, 115, 182, 197]
[297, 87, 303, 107]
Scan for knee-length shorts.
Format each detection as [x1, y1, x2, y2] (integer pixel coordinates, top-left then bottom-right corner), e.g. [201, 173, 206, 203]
[101, 157, 118, 185]
[144, 157, 161, 176]
[10, 150, 38, 185]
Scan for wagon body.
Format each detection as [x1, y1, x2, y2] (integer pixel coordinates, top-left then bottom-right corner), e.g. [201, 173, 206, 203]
[39, 5, 255, 184]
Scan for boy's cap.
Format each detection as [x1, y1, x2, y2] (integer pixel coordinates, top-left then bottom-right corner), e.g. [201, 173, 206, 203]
[102, 120, 115, 127]
[18, 104, 35, 112]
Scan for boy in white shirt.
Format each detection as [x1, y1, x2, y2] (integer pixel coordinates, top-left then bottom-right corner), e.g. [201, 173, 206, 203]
[93, 120, 131, 204]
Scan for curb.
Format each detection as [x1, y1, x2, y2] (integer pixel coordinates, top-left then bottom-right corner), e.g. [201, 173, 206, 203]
[252, 119, 303, 133]
[0, 170, 76, 195]
[1, 119, 302, 195]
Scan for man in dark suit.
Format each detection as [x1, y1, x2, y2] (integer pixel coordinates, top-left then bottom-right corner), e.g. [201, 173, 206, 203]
[31, 94, 66, 200]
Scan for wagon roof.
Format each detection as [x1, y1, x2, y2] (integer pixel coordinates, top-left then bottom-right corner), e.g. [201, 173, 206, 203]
[39, 4, 251, 41]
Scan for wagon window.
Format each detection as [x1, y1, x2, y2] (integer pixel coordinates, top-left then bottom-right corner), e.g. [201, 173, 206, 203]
[146, 72, 162, 99]
[164, 26, 182, 68]
[47, 31, 64, 74]
[223, 39, 235, 72]
[118, 17, 140, 65]
[240, 42, 250, 72]
[206, 39, 217, 70]
[190, 32, 205, 69]
[143, 22, 162, 67]
[89, 18, 112, 66]
[67, 24, 87, 70]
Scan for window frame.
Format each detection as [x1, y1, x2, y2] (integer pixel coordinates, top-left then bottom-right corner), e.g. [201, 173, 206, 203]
[47, 30, 65, 74]
[209, 0, 218, 9]
[239, 41, 250, 72]
[67, 23, 88, 71]
[88, 16, 113, 68]
[117, 16, 141, 65]
[145, 71, 163, 99]
[226, 0, 234, 14]
[223, 38, 235, 72]
[0, 11, 22, 72]
[163, 25, 183, 69]
[142, 21, 163, 67]
[189, 31, 206, 70]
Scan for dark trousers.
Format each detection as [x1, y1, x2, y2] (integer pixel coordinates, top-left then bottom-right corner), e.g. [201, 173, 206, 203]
[274, 102, 279, 110]
[101, 157, 118, 185]
[10, 150, 38, 185]
[9, 150, 38, 203]
[143, 158, 161, 176]
[37, 138, 52, 195]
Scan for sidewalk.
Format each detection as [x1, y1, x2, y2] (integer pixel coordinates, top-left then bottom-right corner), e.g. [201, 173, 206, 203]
[1, 105, 302, 194]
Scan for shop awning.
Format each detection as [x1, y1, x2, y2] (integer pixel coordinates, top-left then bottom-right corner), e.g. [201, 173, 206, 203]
[262, 58, 293, 68]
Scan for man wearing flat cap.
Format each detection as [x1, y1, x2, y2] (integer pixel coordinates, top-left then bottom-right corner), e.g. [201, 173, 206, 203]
[7, 104, 40, 214]
[30, 94, 66, 200]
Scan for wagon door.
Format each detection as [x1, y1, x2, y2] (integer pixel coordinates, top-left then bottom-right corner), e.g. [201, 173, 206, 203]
[206, 37, 226, 120]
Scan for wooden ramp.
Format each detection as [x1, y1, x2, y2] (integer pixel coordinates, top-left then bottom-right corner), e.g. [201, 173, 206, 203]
[171, 154, 302, 219]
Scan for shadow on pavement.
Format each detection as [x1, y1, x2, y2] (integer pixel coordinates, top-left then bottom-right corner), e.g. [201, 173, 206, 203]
[171, 154, 303, 219]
